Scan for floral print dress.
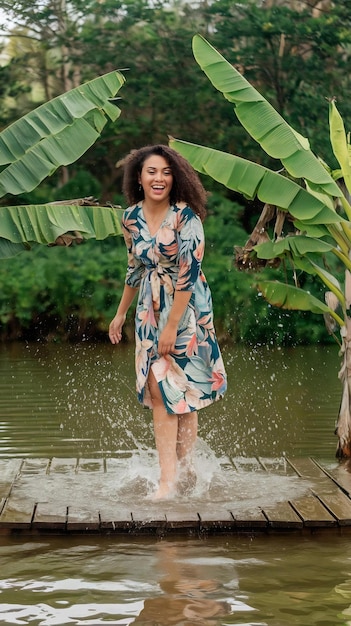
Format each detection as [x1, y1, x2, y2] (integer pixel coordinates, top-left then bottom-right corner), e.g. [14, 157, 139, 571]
[122, 202, 227, 414]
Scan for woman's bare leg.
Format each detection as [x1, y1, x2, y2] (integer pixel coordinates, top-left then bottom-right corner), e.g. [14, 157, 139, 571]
[148, 369, 178, 499]
[177, 411, 198, 462]
[176, 411, 198, 494]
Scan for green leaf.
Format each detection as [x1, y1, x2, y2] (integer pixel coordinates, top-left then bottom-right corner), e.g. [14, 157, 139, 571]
[169, 139, 342, 225]
[0, 239, 30, 259]
[255, 236, 334, 259]
[0, 71, 125, 197]
[192, 34, 341, 198]
[292, 221, 331, 237]
[329, 99, 351, 196]
[258, 280, 338, 317]
[0, 204, 123, 257]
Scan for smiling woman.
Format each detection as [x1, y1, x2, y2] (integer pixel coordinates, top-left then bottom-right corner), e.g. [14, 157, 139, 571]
[109, 144, 227, 500]
[139, 155, 173, 226]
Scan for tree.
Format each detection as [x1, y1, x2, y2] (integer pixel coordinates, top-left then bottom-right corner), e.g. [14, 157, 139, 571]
[170, 34, 351, 457]
[0, 1, 243, 200]
[209, 0, 351, 165]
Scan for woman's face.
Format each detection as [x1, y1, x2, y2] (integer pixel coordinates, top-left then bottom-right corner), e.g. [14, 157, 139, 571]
[139, 154, 173, 206]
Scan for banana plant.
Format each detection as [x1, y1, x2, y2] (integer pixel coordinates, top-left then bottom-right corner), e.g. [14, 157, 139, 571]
[170, 34, 351, 457]
[0, 70, 126, 258]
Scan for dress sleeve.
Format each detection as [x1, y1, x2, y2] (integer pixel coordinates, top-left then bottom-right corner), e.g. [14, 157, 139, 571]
[175, 206, 205, 292]
[122, 211, 144, 288]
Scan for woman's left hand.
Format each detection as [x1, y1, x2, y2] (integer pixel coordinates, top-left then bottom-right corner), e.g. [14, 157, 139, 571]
[158, 323, 177, 356]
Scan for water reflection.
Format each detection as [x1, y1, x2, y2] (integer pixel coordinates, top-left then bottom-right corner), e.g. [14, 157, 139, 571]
[1, 534, 351, 625]
[132, 542, 234, 625]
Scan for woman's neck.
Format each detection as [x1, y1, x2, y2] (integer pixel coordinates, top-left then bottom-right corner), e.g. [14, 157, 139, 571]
[142, 199, 170, 214]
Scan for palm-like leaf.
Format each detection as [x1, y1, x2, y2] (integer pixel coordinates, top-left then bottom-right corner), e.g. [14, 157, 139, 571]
[329, 99, 351, 198]
[172, 35, 351, 457]
[258, 281, 344, 326]
[0, 203, 123, 259]
[193, 35, 341, 196]
[192, 34, 341, 197]
[0, 70, 126, 257]
[255, 236, 335, 259]
[0, 71, 125, 197]
[169, 139, 341, 225]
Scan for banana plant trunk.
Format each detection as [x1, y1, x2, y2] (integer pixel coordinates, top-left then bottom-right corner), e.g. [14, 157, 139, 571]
[336, 315, 351, 457]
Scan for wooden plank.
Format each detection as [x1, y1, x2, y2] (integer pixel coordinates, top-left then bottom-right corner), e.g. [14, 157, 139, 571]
[230, 457, 264, 473]
[0, 459, 23, 497]
[99, 506, 133, 531]
[259, 457, 297, 475]
[316, 460, 351, 497]
[20, 458, 50, 475]
[289, 494, 337, 527]
[287, 457, 332, 482]
[32, 502, 67, 530]
[287, 457, 351, 526]
[262, 501, 303, 529]
[0, 464, 40, 528]
[231, 508, 268, 529]
[66, 506, 100, 531]
[77, 458, 104, 473]
[105, 457, 131, 471]
[0, 496, 34, 528]
[1, 456, 351, 533]
[164, 506, 199, 530]
[314, 492, 351, 526]
[198, 509, 236, 531]
[131, 508, 167, 532]
[49, 458, 78, 474]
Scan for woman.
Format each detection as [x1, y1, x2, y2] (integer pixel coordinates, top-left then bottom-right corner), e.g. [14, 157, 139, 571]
[109, 144, 227, 499]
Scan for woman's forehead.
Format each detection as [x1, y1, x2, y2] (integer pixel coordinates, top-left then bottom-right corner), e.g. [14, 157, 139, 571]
[142, 154, 170, 169]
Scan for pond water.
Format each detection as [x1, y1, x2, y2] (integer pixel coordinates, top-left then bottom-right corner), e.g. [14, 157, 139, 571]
[0, 341, 350, 626]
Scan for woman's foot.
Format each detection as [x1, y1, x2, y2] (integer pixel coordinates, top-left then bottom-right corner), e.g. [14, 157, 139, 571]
[150, 481, 175, 500]
[176, 464, 197, 496]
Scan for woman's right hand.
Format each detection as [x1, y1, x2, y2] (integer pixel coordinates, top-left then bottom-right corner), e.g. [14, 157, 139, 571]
[109, 313, 126, 344]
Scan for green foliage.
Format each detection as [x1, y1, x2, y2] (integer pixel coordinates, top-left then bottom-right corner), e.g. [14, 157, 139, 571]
[52, 169, 102, 201]
[209, 0, 351, 164]
[1, 1, 350, 346]
[0, 192, 328, 345]
[171, 35, 351, 333]
[196, 193, 331, 346]
[0, 238, 128, 340]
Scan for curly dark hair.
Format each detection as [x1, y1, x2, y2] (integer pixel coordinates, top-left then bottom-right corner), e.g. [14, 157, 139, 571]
[121, 144, 207, 221]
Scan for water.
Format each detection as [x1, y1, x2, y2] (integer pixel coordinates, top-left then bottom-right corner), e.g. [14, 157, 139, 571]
[0, 342, 341, 460]
[1, 534, 351, 625]
[0, 341, 348, 625]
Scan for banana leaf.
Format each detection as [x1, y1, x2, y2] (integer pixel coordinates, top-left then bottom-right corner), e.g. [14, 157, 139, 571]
[0, 71, 125, 197]
[0, 203, 123, 259]
[258, 280, 344, 326]
[329, 99, 351, 197]
[294, 257, 345, 306]
[255, 236, 335, 259]
[192, 35, 341, 198]
[169, 139, 342, 225]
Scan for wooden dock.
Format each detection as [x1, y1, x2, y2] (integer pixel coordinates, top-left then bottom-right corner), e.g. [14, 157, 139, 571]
[2, 456, 351, 535]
